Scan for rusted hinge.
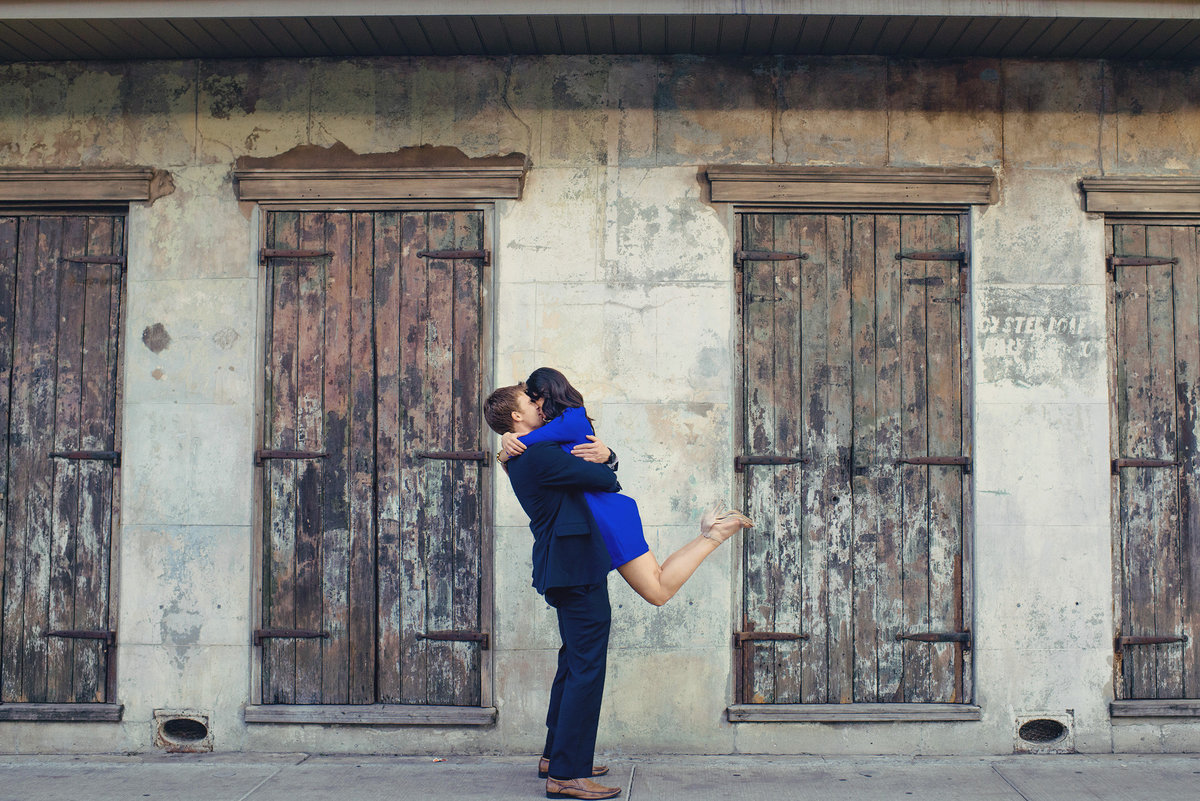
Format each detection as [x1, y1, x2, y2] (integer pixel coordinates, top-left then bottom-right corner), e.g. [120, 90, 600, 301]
[733, 631, 809, 648]
[897, 630, 972, 651]
[49, 450, 121, 467]
[735, 455, 809, 473]
[1107, 255, 1178, 277]
[254, 449, 328, 465]
[897, 251, 966, 262]
[62, 255, 124, 265]
[897, 455, 971, 475]
[417, 630, 490, 650]
[415, 450, 487, 462]
[735, 250, 809, 265]
[416, 249, 491, 266]
[253, 628, 330, 646]
[46, 629, 116, 645]
[259, 248, 333, 265]
[1111, 457, 1179, 474]
[1115, 634, 1188, 651]
[905, 276, 944, 286]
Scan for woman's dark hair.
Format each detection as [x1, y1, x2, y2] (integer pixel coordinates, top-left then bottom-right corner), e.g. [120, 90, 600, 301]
[525, 367, 586, 421]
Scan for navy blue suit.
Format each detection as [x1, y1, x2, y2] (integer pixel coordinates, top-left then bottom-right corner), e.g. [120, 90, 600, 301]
[505, 441, 620, 780]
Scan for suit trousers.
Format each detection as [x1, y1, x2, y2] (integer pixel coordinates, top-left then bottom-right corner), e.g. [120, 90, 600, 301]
[541, 581, 611, 780]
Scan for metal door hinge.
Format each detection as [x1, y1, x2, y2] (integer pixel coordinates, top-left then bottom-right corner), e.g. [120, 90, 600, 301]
[416, 249, 490, 266]
[46, 629, 116, 645]
[253, 628, 330, 646]
[733, 631, 809, 648]
[254, 449, 328, 465]
[897, 455, 971, 474]
[1115, 634, 1188, 651]
[735, 250, 809, 266]
[1107, 255, 1178, 277]
[1111, 457, 1179, 474]
[417, 630, 490, 650]
[897, 630, 972, 651]
[735, 455, 808, 473]
[49, 450, 121, 467]
[62, 255, 124, 265]
[260, 248, 332, 265]
[415, 450, 487, 462]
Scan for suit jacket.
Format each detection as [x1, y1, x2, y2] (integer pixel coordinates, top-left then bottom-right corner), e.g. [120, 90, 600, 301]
[505, 441, 620, 594]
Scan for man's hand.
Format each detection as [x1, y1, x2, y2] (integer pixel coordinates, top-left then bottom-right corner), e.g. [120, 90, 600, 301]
[500, 431, 526, 459]
[570, 435, 612, 464]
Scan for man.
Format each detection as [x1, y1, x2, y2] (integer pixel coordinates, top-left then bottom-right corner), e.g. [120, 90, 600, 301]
[484, 384, 623, 801]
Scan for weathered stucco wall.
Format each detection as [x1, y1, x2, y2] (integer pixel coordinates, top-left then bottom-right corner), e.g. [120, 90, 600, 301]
[0, 55, 1198, 755]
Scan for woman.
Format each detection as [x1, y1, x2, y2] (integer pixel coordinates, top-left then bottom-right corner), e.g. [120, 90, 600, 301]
[499, 367, 751, 606]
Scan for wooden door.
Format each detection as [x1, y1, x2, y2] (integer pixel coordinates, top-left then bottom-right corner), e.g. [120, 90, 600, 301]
[738, 212, 971, 705]
[260, 210, 487, 706]
[1110, 222, 1200, 700]
[0, 214, 124, 704]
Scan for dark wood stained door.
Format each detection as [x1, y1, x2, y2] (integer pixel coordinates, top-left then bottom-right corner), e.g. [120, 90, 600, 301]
[738, 212, 971, 705]
[261, 210, 486, 706]
[0, 214, 124, 704]
[1111, 222, 1200, 700]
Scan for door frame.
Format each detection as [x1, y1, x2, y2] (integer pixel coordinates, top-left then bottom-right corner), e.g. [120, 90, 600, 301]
[247, 201, 496, 717]
[725, 203, 978, 722]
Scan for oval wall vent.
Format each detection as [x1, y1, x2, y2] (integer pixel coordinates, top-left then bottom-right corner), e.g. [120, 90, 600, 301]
[162, 717, 209, 742]
[1018, 718, 1067, 743]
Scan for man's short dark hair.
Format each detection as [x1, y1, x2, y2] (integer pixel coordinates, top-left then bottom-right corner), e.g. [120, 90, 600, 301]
[484, 383, 526, 434]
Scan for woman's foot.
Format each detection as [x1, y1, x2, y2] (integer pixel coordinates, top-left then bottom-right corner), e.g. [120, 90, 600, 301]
[700, 501, 753, 544]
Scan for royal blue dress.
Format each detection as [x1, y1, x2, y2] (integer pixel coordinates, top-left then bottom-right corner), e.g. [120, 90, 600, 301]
[518, 407, 651, 569]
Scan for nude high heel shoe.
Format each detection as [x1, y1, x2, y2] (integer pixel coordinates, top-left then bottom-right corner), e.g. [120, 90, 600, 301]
[700, 501, 754, 544]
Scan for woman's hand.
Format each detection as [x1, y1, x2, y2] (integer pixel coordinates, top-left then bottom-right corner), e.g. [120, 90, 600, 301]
[500, 431, 526, 459]
[570, 435, 612, 464]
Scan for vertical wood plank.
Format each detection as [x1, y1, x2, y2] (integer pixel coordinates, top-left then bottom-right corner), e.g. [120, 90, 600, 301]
[348, 212, 377, 704]
[293, 212, 327, 704]
[0, 216, 16, 702]
[1178, 225, 1200, 698]
[1114, 223, 1156, 698]
[319, 212, 352, 704]
[824, 214, 855, 704]
[450, 211, 484, 705]
[263, 211, 300, 704]
[47, 216, 87, 702]
[798, 213, 830, 704]
[424, 210, 458, 706]
[873, 214, 905, 703]
[898, 215, 932, 703]
[1147, 224, 1184, 698]
[73, 215, 121, 702]
[375, 211, 406, 703]
[397, 211, 430, 704]
[925, 214, 965, 703]
[849, 214, 880, 702]
[741, 212, 780, 703]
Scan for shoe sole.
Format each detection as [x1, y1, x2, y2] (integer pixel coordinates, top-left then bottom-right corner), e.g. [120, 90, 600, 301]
[546, 792, 620, 800]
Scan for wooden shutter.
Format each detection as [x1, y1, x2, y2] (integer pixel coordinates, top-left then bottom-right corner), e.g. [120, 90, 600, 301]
[260, 210, 486, 707]
[738, 212, 970, 705]
[1111, 222, 1200, 700]
[1, 214, 123, 703]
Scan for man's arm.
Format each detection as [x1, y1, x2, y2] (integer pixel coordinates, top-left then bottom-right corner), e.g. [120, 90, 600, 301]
[520, 442, 620, 493]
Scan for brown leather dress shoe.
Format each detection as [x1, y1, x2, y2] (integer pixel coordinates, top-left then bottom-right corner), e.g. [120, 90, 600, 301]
[538, 757, 609, 779]
[545, 776, 621, 799]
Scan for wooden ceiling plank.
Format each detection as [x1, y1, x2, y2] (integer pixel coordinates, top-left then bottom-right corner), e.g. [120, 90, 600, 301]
[946, 17, 999, 56]
[51, 18, 131, 59]
[997, 18, 1048, 57]
[222, 17, 284, 56]
[277, 18, 334, 56]
[793, 14, 833, 54]
[136, 19, 200, 58]
[663, 14, 692, 53]
[1068, 18, 1135, 57]
[0, 23, 47, 60]
[415, 15, 461, 55]
[974, 17, 1030, 56]
[443, 15, 486, 55]
[249, 17, 305, 57]
[1019, 17, 1080, 57]
[4, 20, 79, 59]
[821, 14, 860, 56]
[1098, 19, 1165, 59]
[1140, 19, 1197, 59]
[332, 16, 386, 56]
[637, 14, 666, 54]
[689, 14, 721, 55]
[304, 17, 355, 55]
[169, 18, 237, 57]
[844, 15, 887, 53]
[527, 15, 563, 55]
[870, 15, 919, 56]
[920, 16, 971, 57]
[741, 14, 776, 54]
[87, 18, 172, 59]
[500, 15, 537, 55]
[717, 14, 750, 55]
[583, 15, 614, 54]
[768, 15, 803, 54]
[894, 16, 944, 57]
[1121, 19, 1188, 59]
[32, 19, 108, 59]
[468, 16, 504, 56]
[1163, 24, 1200, 59]
[611, 14, 641, 55]
[1050, 17, 1107, 57]
[554, 15, 588, 53]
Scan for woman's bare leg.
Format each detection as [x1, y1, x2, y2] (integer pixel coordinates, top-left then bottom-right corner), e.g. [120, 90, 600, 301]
[616, 511, 752, 607]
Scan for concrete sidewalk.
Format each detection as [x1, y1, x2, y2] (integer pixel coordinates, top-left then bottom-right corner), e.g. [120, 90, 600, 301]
[1, 753, 1199, 801]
